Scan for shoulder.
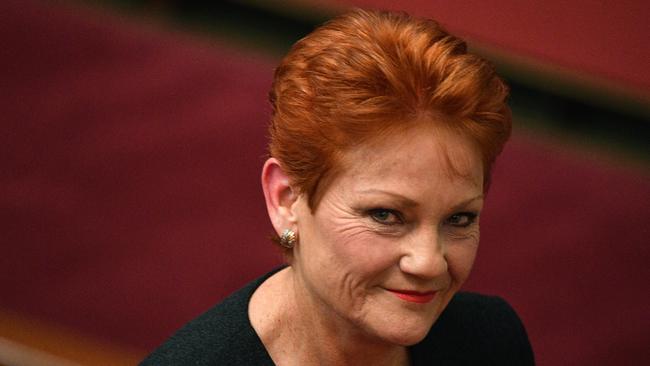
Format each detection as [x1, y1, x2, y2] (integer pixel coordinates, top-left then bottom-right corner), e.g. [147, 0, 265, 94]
[140, 269, 282, 366]
[410, 292, 535, 365]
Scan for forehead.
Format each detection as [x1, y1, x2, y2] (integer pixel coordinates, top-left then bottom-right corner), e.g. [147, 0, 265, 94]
[334, 124, 484, 197]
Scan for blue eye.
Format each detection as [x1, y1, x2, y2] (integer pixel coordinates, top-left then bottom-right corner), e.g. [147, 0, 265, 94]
[368, 209, 402, 225]
[445, 212, 478, 227]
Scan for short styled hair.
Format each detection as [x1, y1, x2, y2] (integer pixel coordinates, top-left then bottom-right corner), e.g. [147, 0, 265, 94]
[268, 9, 511, 209]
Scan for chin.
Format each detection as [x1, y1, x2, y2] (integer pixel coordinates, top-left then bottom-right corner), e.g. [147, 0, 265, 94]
[376, 321, 433, 347]
[387, 329, 430, 347]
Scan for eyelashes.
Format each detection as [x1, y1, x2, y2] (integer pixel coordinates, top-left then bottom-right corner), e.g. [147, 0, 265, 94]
[367, 208, 403, 226]
[444, 212, 478, 228]
[366, 208, 478, 228]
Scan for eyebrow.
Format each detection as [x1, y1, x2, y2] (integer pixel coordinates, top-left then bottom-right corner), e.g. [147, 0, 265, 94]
[355, 189, 419, 208]
[451, 194, 485, 211]
[357, 189, 484, 210]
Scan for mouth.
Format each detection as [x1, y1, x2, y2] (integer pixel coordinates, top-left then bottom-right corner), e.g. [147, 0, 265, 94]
[386, 289, 437, 304]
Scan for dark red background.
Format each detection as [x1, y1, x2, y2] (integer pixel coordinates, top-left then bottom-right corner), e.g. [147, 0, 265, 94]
[1, 1, 649, 365]
[333, 0, 650, 94]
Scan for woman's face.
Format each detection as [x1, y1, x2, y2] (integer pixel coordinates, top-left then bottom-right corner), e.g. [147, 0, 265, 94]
[291, 123, 484, 346]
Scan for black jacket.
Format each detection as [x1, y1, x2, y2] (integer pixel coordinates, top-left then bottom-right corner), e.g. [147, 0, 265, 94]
[142, 268, 534, 365]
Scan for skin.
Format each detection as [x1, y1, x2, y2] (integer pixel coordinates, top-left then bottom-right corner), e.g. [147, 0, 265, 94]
[253, 122, 484, 365]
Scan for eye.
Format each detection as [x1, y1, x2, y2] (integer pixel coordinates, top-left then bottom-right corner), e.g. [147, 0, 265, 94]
[445, 212, 478, 227]
[368, 208, 403, 225]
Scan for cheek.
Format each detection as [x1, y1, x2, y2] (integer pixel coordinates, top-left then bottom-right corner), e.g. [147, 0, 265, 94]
[328, 220, 397, 263]
[446, 242, 479, 285]
[312, 216, 400, 281]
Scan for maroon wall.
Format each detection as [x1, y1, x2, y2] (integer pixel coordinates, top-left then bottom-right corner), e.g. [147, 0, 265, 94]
[331, 0, 650, 94]
[2, 1, 649, 365]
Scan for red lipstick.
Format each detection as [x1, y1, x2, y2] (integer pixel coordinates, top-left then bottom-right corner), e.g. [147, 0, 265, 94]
[388, 289, 436, 304]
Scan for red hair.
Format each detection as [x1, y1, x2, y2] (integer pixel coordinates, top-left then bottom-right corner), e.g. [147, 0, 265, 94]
[269, 9, 511, 209]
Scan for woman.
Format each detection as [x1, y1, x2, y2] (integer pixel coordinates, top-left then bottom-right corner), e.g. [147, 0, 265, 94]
[143, 9, 534, 365]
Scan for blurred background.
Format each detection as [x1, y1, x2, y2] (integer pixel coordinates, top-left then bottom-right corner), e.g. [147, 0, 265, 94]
[1, 0, 648, 365]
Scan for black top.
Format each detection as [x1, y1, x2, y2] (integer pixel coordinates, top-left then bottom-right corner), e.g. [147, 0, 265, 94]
[141, 267, 534, 365]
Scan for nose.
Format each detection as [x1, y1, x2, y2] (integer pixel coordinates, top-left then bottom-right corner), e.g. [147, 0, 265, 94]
[399, 228, 448, 280]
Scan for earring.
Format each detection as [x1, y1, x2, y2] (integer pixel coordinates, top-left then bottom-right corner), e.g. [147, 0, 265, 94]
[279, 229, 297, 249]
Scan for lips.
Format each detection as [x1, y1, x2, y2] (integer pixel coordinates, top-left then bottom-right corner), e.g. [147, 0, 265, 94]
[387, 289, 437, 304]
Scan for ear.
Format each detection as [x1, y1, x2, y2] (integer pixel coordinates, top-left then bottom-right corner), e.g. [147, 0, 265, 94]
[261, 158, 299, 235]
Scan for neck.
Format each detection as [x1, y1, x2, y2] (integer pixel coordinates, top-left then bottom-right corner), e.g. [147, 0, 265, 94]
[251, 266, 409, 366]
